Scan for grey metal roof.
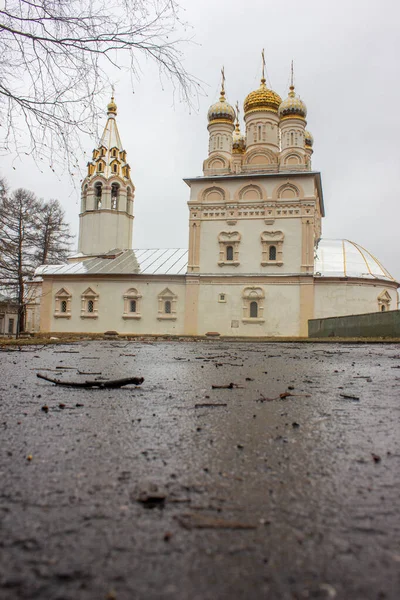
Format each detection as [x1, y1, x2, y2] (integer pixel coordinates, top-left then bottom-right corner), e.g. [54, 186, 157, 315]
[34, 240, 396, 283]
[35, 249, 188, 277]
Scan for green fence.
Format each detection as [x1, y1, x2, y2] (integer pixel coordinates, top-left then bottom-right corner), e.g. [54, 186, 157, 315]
[308, 310, 400, 338]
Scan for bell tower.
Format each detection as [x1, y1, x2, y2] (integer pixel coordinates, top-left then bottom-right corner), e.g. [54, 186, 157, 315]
[78, 96, 135, 256]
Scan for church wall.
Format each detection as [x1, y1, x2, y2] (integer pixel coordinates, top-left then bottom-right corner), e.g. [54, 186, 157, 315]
[196, 278, 301, 336]
[314, 280, 398, 318]
[78, 211, 133, 255]
[198, 218, 302, 274]
[42, 277, 186, 335]
[188, 175, 316, 203]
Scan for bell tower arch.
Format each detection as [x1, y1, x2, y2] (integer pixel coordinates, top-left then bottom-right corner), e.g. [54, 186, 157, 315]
[78, 96, 135, 256]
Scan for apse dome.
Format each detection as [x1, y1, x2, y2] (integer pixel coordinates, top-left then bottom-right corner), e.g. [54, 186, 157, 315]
[304, 130, 314, 148]
[208, 95, 235, 124]
[314, 239, 396, 281]
[244, 80, 282, 115]
[232, 123, 246, 153]
[278, 87, 307, 120]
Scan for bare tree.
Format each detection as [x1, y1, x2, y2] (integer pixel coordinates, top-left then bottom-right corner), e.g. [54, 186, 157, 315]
[34, 199, 73, 264]
[0, 0, 198, 171]
[0, 188, 41, 334]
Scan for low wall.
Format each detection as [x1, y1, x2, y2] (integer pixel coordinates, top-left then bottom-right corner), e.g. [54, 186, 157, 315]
[308, 310, 400, 338]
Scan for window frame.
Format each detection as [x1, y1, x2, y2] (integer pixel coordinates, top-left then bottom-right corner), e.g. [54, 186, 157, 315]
[261, 231, 284, 266]
[123, 288, 142, 319]
[377, 290, 391, 313]
[80, 288, 99, 319]
[218, 231, 241, 266]
[157, 288, 177, 320]
[54, 288, 72, 319]
[242, 287, 265, 323]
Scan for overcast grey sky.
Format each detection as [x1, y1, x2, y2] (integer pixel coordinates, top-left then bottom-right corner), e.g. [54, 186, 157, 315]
[2, 0, 400, 279]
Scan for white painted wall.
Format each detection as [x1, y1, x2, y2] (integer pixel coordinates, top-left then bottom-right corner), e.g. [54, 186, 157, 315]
[198, 218, 302, 274]
[48, 278, 186, 335]
[314, 281, 398, 318]
[78, 211, 133, 255]
[197, 280, 301, 336]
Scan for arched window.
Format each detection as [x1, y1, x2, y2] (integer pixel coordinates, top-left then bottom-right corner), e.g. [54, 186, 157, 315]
[123, 288, 141, 319]
[81, 288, 99, 319]
[97, 162, 103, 172]
[250, 301, 258, 318]
[54, 288, 72, 319]
[113, 164, 118, 173]
[95, 183, 102, 209]
[261, 231, 284, 266]
[157, 288, 177, 320]
[111, 183, 119, 210]
[378, 290, 391, 312]
[218, 232, 241, 266]
[242, 287, 265, 322]
[258, 125, 262, 141]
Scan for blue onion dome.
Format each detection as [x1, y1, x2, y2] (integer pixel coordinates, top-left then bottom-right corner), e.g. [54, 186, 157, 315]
[232, 121, 246, 154]
[278, 85, 307, 120]
[305, 130, 314, 148]
[244, 78, 282, 115]
[208, 87, 236, 124]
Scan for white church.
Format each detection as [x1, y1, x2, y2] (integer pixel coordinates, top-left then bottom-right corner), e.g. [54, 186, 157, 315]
[28, 67, 399, 337]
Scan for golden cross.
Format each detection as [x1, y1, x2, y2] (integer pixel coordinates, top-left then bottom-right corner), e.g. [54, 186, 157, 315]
[261, 49, 266, 83]
[235, 101, 240, 122]
[290, 60, 294, 89]
[221, 66, 225, 95]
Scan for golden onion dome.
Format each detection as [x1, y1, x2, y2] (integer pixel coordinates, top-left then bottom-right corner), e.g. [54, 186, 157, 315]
[208, 90, 235, 125]
[107, 95, 117, 116]
[278, 85, 307, 120]
[232, 122, 246, 154]
[305, 130, 314, 148]
[243, 79, 282, 115]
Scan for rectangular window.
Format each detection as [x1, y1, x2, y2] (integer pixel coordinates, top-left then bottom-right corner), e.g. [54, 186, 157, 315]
[8, 319, 14, 334]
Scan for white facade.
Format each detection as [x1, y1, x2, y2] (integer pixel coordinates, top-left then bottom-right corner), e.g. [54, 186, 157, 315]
[33, 76, 399, 337]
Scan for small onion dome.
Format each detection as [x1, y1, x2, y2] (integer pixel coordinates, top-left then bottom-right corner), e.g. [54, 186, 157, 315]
[305, 130, 314, 148]
[208, 90, 235, 125]
[232, 122, 246, 154]
[278, 86, 307, 120]
[243, 79, 282, 115]
[107, 95, 117, 116]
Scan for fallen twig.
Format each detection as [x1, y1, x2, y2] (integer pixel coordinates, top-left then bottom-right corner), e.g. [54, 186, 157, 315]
[211, 382, 243, 389]
[195, 403, 228, 408]
[77, 371, 102, 375]
[175, 513, 257, 530]
[256, 391, 311, 402]
[37, 373, 144, 389]
[340, 393, 360, 401]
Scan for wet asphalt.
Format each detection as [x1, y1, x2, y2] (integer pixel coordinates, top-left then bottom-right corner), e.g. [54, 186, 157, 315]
[0, 340, 399, 600]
